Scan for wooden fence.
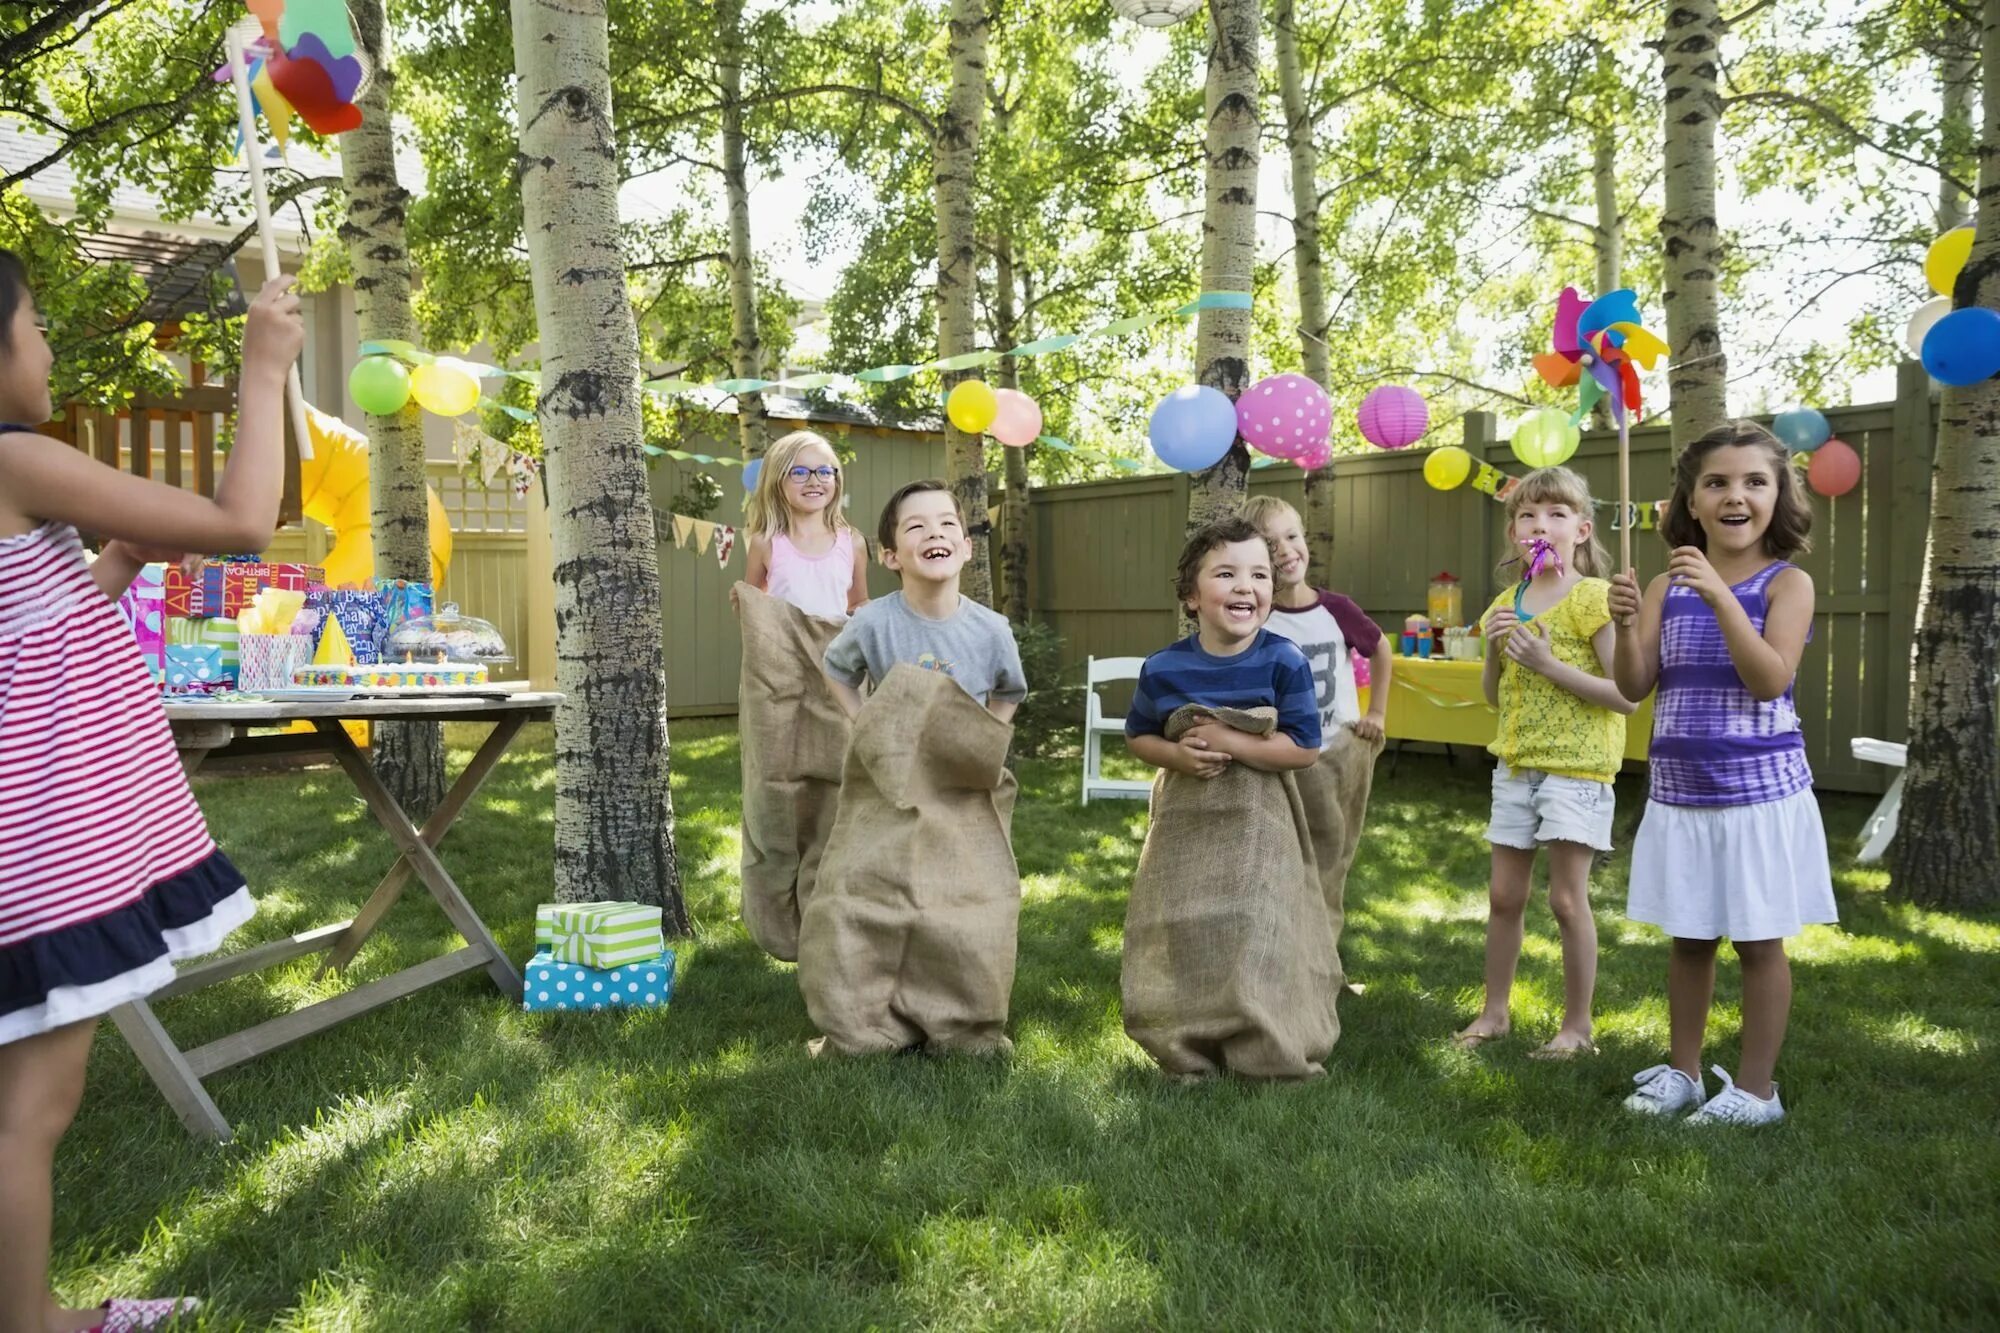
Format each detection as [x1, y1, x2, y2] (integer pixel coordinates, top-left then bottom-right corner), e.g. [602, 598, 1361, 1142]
[1019, 363, 1938, 795]
[61, 366, 1940, 793]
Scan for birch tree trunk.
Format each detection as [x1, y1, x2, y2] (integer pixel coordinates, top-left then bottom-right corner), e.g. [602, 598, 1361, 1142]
[341, 0, 444, 819]
[510, 0, 686, 926]
[1660, 0, 1728, 448]
[1185, 0, 1259, 542]
[1275, 0, 1332, 571]
[995, 232, 1030, 624]
[936, 0, 994, 604]
[1893, 0, 2000, 912]
[720, 0, 768, 459]
[1940, 18, 1978, 232]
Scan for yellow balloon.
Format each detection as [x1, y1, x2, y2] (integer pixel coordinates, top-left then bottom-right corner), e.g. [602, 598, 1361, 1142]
[411, 359, 481, 417]
[946, 379, 999, 433]
[1423, 445, 1472, 490]
[1927, 227, 1975, 296]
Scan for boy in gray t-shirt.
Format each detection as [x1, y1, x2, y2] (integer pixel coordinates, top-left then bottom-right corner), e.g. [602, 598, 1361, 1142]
[823, 480, 1027, 719]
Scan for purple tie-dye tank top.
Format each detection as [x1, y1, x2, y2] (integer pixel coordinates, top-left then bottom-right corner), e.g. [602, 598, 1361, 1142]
[1649, 560, 1812, 807]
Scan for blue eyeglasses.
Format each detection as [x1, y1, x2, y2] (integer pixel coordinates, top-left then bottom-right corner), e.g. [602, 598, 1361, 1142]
[787, 465, 839, 482]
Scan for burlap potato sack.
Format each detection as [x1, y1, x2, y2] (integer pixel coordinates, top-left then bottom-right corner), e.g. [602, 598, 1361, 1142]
[1122, 704, 1337, 1079]
[736, 583, 851, 962]
[1289, 726, 1385, 989]
[798, 664, 1021, 1055]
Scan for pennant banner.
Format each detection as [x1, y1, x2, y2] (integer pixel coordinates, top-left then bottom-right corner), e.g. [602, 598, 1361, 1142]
[672, 514, 694, 549]
[1460, 463, 1667, 527]
[714, 525, 736, 567]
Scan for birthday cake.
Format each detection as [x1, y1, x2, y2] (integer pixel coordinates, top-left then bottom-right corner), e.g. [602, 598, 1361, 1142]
[292, 661, 490, 689]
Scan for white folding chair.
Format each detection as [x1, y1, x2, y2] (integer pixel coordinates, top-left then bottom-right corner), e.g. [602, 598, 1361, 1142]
[1851, 737, 1908, 864]
[1081, 655, 1152, 805]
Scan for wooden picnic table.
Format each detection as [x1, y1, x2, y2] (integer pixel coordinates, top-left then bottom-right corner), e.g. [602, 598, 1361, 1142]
[111, 691, 560, 1142]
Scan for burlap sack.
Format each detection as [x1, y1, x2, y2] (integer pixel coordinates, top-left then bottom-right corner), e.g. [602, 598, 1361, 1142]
[798, 664, 1020, 1055]
[1122, 705, 1337, 1079]
[736, 583, 851, 962]
[1289, 726, 1385, 989]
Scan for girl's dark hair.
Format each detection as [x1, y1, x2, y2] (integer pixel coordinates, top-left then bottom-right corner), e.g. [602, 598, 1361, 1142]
[1660, 419, 1814, 559]
[1174, 516, 1269, 603]
[0, 249, 29, 352]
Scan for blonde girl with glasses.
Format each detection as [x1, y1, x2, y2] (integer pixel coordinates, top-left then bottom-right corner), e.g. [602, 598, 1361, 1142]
[741, 430, 869, 621]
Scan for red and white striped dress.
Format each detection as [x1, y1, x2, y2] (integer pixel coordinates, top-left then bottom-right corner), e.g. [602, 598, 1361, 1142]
[0, 522, 252, 1044]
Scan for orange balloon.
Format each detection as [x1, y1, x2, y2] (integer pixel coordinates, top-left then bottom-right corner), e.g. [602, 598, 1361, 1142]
[1807, 439, 1861, 498]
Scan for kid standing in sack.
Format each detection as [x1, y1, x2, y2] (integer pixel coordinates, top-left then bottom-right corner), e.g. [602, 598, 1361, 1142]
[731, 430, 867, 961]
[799, 481, 1027, 1056]
[1244, 495, 1391, 991]
[0, 253, 303, 1332]
[1122, 518, 1335, 1080]
[1610, 421, 1833, 1126]
[739, 429, 869, 620]
[1456, 466, 1636, 1059]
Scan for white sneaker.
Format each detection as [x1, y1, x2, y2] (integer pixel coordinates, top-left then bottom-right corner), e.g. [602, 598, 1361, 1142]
[1623, 1063, 1706, 1117]
[1686, 1066, 1785, 1126]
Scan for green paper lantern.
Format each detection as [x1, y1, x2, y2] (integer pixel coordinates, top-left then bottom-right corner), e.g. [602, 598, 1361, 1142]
[349, 355, 411, 416]
[1511, 408, 1581, 469]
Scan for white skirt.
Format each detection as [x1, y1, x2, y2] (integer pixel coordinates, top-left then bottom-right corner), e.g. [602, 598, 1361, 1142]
[1626, 789, 1836, 941]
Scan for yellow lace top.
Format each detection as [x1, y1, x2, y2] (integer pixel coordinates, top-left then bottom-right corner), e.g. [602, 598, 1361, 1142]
[1484, 577, 1626, 784]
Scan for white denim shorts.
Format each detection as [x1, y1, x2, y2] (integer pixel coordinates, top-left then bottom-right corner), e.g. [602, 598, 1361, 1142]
[1485, 763, 1616, 852]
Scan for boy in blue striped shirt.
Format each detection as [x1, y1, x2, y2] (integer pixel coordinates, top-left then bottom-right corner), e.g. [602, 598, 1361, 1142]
[1125, 517, 1322, 775]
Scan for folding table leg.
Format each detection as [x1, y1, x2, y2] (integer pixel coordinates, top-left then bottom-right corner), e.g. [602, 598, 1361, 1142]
[320, 713, 528, 976]
[315, 721, 524, 998]
[108, 1001, 231, 1142]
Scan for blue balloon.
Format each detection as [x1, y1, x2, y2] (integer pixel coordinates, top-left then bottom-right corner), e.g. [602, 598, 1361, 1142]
[1922, 307, 2000, 387]
[742, 457, 763, 490]
[1772, 408, 1831, 453]
[1149, 386, 1238, 471]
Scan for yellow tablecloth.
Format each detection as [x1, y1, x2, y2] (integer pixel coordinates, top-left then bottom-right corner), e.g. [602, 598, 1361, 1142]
[1358, 656, 1654, 762]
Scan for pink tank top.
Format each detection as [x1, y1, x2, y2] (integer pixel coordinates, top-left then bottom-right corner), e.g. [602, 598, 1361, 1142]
[767, 527, 855, 621]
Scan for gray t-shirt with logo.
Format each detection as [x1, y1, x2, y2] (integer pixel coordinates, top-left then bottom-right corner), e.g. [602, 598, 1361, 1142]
[824, 591, 1028, 703]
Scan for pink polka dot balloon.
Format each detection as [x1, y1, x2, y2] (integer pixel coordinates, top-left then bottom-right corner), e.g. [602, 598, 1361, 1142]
[1357, 384, 1430, 449]
[1237, 372, 1332, 460]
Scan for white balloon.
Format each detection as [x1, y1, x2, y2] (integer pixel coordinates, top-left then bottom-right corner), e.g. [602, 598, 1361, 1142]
[1908, 296, 1953, 358]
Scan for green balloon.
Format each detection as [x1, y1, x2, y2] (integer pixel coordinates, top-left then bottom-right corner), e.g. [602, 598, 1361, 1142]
[349, 355, 411, 416]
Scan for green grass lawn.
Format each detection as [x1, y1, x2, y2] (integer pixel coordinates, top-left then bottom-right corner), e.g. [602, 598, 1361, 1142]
[52, 722, 1999, 1329]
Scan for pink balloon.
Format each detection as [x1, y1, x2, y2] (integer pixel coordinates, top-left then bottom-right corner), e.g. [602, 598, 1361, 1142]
[1237, 372, 1332, 459]
[990, 388, 1042, 447]
[1357, 384, 1429, 449]
[1297, 441, 1334, 471]
[1807, 438, 1860, 498]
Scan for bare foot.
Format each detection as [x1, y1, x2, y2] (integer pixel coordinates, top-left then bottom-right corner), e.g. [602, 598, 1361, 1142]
[46, 1297, 106, 1333]
[1453, 1019, 1508, 1049]
[1527, 1030, 1599, 1060]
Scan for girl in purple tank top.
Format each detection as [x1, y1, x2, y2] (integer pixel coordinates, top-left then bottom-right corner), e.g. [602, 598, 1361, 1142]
[1608, 421, 1835, 1127]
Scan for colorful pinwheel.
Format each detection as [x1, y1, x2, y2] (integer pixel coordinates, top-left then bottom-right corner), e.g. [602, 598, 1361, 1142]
[1531, 287, 1667, 568]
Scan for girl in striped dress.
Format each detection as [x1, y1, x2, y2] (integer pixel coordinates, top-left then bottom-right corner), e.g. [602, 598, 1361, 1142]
[0, 251, 302, 1331]
[1610, 420, 1836, 1127]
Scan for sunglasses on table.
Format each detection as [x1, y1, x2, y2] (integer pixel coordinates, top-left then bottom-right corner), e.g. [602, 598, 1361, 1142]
[786, 466, 840, 482]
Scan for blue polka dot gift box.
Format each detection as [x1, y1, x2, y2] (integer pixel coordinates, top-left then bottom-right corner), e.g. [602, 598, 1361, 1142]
[522, 950, 675, 1013]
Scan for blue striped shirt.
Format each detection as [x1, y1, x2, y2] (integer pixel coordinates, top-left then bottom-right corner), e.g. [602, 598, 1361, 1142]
[1125, 630, 1322, 749]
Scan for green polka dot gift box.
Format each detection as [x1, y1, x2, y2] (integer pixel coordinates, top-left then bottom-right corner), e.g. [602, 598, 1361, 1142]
[523, 950, 675, 1013]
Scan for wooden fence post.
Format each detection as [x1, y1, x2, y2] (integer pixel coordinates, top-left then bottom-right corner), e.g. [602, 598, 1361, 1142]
[1887, 359, 1938, 744]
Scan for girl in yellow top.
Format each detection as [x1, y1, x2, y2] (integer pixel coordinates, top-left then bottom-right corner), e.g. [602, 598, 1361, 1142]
[1455, 466, 1637, 1058]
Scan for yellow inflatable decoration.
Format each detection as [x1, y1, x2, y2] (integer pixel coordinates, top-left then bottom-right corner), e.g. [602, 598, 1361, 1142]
[300, 405, 453, 587]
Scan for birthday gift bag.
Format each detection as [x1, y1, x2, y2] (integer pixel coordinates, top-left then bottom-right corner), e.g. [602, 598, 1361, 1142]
[734, 583, 850, 962]
[1121, 705, 1337, 1080]
[798, 665, 1020, 1056]
[115, 562, 167, 684]
[1289, 726, 1385, 994]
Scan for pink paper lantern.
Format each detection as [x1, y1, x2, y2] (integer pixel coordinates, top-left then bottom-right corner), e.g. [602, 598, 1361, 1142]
[1357, 385, 1429, 449]
[1807, 438, 1861, 498]
[1237, 372, 1332, 460]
